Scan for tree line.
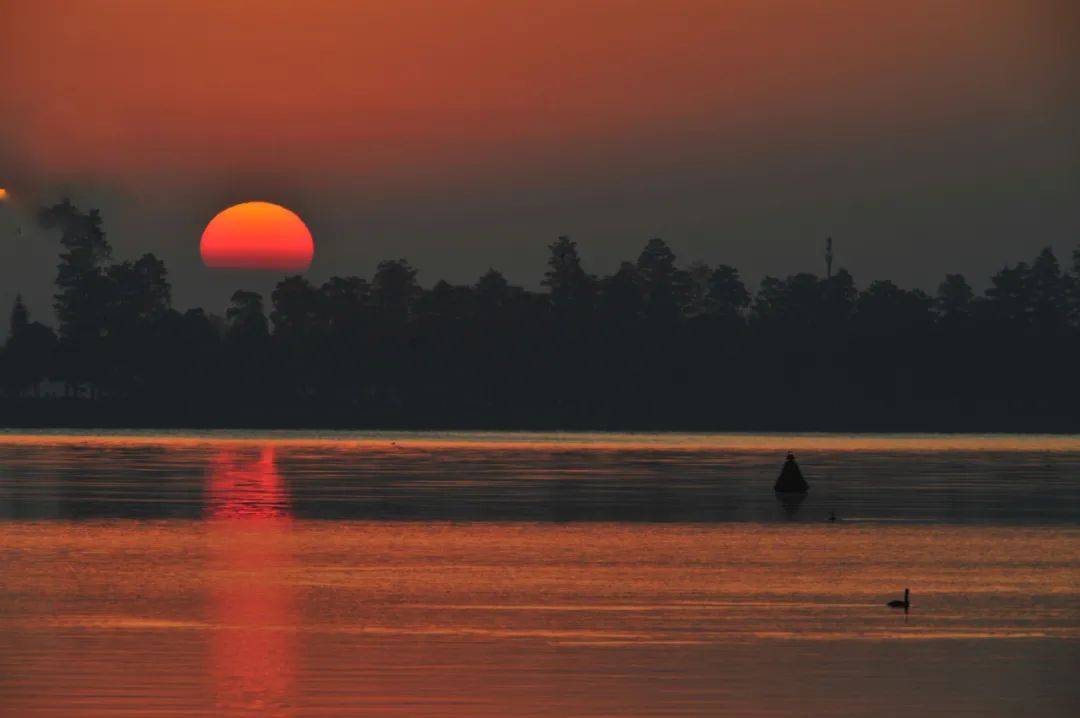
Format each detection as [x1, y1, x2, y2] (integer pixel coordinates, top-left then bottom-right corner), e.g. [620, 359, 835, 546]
[2, 198, 1077, 430]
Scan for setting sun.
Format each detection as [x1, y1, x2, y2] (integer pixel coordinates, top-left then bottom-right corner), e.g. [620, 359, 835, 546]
[200, 201, 314, 271]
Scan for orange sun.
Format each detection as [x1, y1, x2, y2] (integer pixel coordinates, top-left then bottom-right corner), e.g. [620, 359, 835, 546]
[200, 201, 314, 271]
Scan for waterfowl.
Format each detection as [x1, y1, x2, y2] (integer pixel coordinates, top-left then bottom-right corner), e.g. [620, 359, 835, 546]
[887, 588, 910, 609]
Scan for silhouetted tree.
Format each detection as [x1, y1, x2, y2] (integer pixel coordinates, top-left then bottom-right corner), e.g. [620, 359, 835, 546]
[100, 253, 172, 396]
[637, 238, 688, 323]
[542, 236, 594, 320]
[223, 290, 271, 403]
[598, 262, 643, 324]
[268, 276, 326, 399]
[753, 276, 785, 324]
[986, 262, 1030, 326]
[271, 276, 321, 338]
[754, 273, 824, 328]
[2, 296, 57, 397]
[39, 200, 112, 337]
[419, 279, 474, 321]
[936, 273, 974, 323]
[320, 276, 370, 329]
[1028, 247, 1065, 333]
[108, 254, 171, 324]
[820, 268, 857, 326]
[705, 264, 750, 320]
[1067, 248, 1080, 330]
[372, 259, 420, 322]
[226, 290, 269, 343]
[9, 295, 28, 335]
[855, 281, 933, 336]
[38, 199, 112, 396]
[685, 260, 713, 317]
[475, 268, 510, 311]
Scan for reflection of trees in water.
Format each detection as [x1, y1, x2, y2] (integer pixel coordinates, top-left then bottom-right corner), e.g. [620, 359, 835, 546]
[205, 447, 295, 717]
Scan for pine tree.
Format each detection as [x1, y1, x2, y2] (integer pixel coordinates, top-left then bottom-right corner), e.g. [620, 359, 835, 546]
[542, 236, 594, 319]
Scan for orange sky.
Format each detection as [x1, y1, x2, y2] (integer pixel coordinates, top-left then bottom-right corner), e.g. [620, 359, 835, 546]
[0, 0, 1077, 314]
[4, 0, 1074, 182]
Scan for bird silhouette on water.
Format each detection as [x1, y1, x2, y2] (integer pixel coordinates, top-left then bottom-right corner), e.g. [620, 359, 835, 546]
[887, 588, 910, 611]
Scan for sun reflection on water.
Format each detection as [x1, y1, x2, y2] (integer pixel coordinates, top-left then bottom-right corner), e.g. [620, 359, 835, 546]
[205, 447, 295, 717]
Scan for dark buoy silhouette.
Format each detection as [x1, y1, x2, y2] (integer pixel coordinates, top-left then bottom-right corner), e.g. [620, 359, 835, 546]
[774, 453, 809, 493]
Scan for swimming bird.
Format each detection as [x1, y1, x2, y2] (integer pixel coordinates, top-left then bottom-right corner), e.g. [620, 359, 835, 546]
[887, 588, 910, 609]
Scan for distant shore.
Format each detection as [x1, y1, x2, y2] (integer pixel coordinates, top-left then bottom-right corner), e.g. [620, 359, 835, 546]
[3, 428, 1080, 455]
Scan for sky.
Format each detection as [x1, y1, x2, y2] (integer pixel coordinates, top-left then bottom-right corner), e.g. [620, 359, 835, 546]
[1, 0, 1078, 321]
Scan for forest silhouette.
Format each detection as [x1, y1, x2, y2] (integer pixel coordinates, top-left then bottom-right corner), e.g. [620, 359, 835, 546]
[1, 199, 1076, 430]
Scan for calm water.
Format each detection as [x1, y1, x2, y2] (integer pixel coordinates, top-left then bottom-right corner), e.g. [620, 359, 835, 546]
[0, 431, 1077, 716]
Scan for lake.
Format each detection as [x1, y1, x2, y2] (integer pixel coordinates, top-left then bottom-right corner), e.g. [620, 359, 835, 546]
[1, 431, 1077, 716]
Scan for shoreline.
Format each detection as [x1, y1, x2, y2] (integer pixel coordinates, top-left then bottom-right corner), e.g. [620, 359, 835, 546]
[1, 427, 1079, 453]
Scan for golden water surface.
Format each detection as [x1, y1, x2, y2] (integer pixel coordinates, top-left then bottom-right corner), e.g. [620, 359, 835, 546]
[0, 434, 1077, 716]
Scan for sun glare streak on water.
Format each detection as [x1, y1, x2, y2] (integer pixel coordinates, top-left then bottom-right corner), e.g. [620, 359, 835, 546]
[205, 448, 295, 716]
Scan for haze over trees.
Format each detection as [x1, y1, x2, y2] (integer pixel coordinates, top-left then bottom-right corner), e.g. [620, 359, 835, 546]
[1, 200, 1077, 430]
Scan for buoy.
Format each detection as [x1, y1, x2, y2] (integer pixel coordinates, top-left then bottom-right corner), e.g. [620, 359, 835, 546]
[774, 453, 809, 493]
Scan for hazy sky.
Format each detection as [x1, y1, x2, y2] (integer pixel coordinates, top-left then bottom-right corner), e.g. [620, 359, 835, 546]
[1, 0, 1078, 320]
